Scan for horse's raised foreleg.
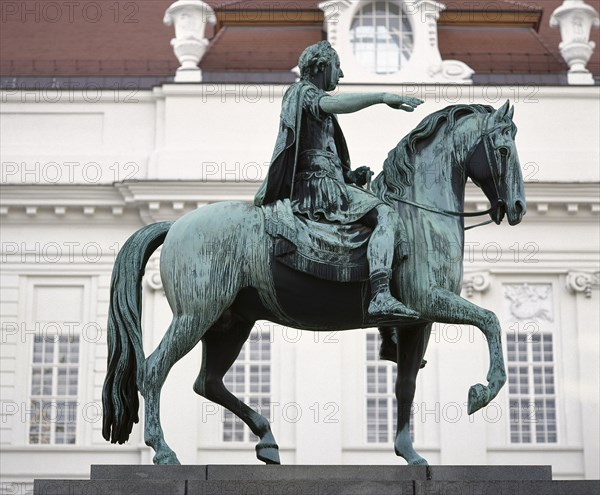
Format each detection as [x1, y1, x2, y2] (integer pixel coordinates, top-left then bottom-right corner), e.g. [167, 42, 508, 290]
[193, 312, 280, 464]
[428, 287, 506, 414]
[140, 314, 205, 464]
[392, 324, 428, 465]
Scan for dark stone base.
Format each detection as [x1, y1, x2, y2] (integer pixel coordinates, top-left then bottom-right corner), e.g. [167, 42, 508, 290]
[34, 465, 600, 495]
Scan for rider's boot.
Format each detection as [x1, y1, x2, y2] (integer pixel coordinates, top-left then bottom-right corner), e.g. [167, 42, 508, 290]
[368, 269, 419, 318]
[378, 326, 398, 362]
[367, 205, 419, 320]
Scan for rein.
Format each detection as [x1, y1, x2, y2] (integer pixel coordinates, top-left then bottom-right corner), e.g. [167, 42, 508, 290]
[391, 196, 502, 231]
[388, 118, 506, 232]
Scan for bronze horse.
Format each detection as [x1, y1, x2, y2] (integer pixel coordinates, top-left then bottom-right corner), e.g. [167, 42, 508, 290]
[102, 102, 526, 465]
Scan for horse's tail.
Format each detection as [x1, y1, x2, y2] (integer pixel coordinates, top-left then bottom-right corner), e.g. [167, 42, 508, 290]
[102, 221, 173, 444]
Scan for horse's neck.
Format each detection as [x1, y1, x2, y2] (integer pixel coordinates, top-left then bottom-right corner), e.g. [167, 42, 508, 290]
[410, 117, 481, 213]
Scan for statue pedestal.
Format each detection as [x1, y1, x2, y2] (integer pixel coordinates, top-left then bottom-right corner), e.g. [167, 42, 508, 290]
[34, 464, 600, 494]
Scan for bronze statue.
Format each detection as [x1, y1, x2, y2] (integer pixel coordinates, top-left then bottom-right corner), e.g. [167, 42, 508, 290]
[102, 42, 526, 466]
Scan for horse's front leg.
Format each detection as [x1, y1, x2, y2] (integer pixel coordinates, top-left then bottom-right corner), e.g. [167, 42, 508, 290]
[427, 287, 506, 414]
[392, 324, 428, 465]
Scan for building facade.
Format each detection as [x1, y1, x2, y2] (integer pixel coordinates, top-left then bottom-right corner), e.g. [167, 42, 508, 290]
[1, 0, 599, 492]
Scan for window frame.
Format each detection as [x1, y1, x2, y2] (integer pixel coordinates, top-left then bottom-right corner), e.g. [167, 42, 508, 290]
[18, 276, 96, 448]
[28, 333, 81, 445]
[349, 0, 415, 75]
[503, 282, 561, 446]
[319, 0, 474, 84]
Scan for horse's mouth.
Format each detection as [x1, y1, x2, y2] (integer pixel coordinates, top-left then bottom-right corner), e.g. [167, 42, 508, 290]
[507, 211, 522, 226]
[505, 200, 526, 226]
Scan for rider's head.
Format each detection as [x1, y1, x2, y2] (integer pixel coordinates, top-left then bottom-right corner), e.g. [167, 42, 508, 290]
[298, 41, 339, 81]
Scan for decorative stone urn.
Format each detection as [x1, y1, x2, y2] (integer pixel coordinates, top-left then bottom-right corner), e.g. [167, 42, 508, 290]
[550, 0, 600, 85]
[164, 0, 216, 82]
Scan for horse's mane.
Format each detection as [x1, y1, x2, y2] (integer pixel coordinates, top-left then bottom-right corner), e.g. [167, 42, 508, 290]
[373, 104, 496, 202]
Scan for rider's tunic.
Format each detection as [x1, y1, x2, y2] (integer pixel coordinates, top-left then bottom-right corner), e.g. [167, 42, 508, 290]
[254, 81, 383, 224]
[293, 85, 382, 223]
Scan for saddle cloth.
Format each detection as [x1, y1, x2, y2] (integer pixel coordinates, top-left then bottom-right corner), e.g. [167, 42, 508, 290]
[262, 200, 407, 283]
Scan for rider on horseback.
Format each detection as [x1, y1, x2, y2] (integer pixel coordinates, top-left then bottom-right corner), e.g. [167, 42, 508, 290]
[255, 41, 423, 322]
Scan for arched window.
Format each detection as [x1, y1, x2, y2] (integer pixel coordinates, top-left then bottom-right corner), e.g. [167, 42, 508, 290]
[350, 1, 414, 74]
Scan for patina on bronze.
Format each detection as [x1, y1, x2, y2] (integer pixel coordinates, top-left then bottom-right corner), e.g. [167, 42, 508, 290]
[102, 42, 526, 466]
[255, 41, 422, 323]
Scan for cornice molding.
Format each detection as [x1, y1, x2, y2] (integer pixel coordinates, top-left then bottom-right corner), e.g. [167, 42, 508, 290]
[0, 185, 130, 221]
[115, 180, 259, 223]
[1, 181, 598, 224]
[463, 181, 600, 224]
[3, 85, 600, 105]
[439, 9, 542, 30]
[214, 9, 323, 30]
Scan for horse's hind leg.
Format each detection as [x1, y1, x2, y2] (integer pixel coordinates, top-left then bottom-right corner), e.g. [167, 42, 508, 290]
[393, 324, 428, 465]
[194, 312, 280, 464]
[141, 314, 205, 464]
[428, 287, 507, 414]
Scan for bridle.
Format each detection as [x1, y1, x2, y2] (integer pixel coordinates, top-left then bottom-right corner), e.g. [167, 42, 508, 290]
[388, 114, 509, 231]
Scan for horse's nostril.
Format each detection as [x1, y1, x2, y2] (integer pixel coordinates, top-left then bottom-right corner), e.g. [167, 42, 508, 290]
[516, 200, 525, 215]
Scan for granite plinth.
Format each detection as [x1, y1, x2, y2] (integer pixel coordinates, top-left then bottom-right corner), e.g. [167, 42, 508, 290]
[90, 464, 427, 481]
[413, 480, 599, 495]
[427, 465, 552, 480]
[34, 465, 600, 495]
[33, 479, 185, 495]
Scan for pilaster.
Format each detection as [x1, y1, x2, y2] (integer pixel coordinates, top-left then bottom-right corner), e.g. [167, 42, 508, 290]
[567, 271, 600, 478]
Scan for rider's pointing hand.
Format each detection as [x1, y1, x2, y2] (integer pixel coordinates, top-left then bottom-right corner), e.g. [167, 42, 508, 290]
[383, 94, 424, 112]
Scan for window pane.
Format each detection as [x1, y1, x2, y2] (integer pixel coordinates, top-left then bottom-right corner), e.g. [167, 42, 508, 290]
[222, 327, 272, 443]
[44, 340, 54, 363]
[29, 335, 80, 445]
[57, 369, 67, 395]
[365, 330, 411, 444]
[31, 369, 42, 395]
[350, 1, 413, 74]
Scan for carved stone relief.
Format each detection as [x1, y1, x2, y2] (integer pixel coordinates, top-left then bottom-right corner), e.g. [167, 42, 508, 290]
[504, 283, 554, 323]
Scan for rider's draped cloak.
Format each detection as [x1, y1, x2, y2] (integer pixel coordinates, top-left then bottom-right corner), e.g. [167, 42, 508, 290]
[254, 80, 352, 207]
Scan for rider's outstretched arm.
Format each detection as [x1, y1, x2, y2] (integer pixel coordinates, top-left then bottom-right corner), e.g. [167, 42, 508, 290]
[320, 93, 423, 114]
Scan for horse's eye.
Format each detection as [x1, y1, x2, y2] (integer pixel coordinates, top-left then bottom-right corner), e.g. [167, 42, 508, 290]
[498, 147, 509, 157]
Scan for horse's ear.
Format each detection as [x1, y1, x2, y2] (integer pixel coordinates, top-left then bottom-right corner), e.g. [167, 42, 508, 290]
[507, 105, 515, 120]
[494, 100, 511, 121]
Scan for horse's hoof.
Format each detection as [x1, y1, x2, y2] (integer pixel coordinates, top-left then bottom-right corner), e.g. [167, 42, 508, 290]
[256, 442, 280, 465]
[153, 451, 181, 465]
[467, 383, 490, 414]
[394, 446, 428, 465]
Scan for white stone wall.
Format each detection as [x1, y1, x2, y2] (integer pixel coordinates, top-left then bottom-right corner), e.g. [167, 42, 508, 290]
[1, 84, 598, 490]
[2, 85, 598, 186]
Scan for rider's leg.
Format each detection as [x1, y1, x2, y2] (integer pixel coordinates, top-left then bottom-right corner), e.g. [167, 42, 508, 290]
[364, 205, 419, 319]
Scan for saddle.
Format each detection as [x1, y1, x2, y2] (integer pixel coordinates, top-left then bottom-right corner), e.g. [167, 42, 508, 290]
[262, 200, 406, 283]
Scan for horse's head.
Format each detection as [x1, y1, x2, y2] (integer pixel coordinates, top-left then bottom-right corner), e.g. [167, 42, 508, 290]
[467, 101, 527, 226]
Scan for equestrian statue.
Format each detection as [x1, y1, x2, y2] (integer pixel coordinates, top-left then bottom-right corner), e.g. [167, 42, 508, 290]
[102, 41, 527, 465]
